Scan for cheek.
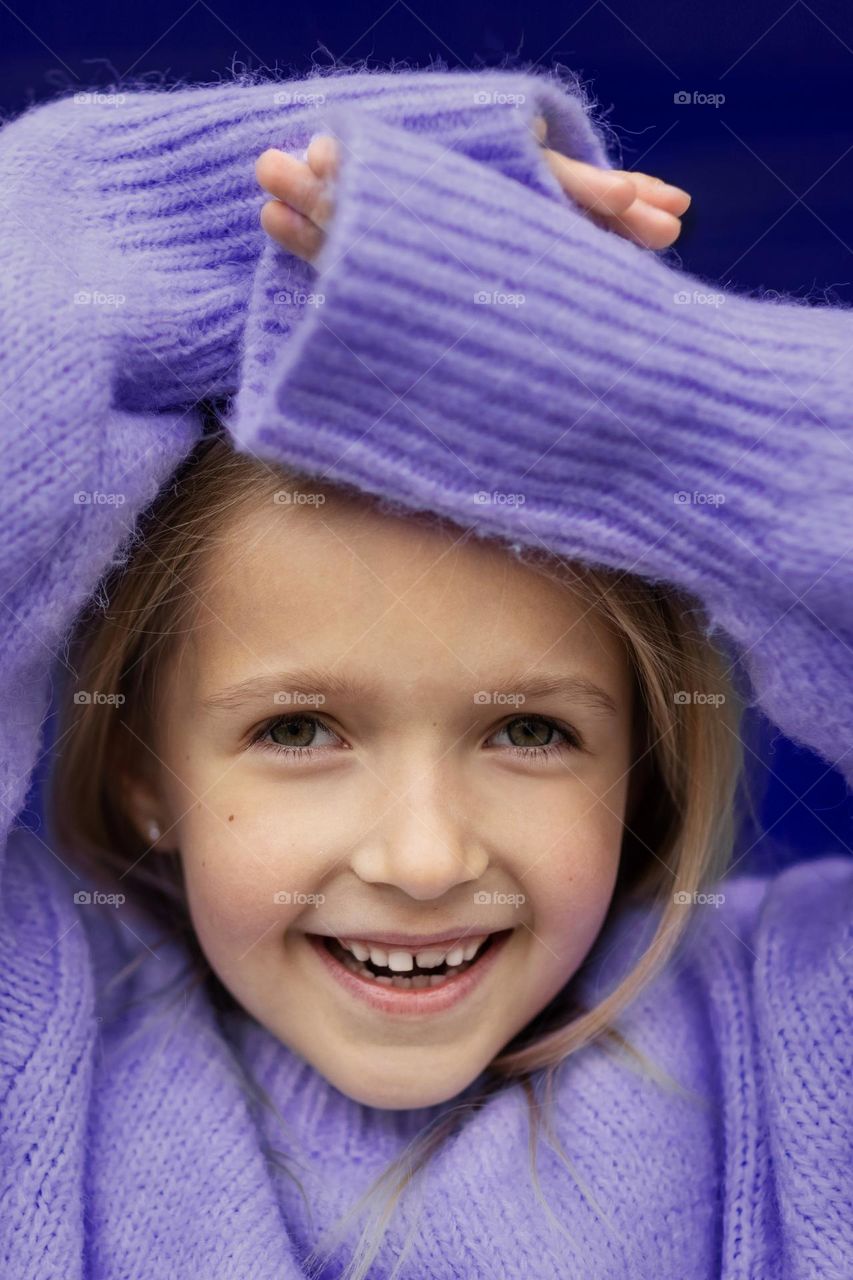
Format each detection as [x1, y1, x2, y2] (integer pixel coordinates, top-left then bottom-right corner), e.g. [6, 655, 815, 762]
[521, 792, 626, 972]
[168, 779, 325, 960]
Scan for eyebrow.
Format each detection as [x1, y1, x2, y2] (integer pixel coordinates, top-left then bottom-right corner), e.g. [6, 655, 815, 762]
[202, 666, 619, 718]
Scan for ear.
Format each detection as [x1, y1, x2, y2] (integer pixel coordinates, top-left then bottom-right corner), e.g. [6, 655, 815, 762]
[121, 766, 175, 854]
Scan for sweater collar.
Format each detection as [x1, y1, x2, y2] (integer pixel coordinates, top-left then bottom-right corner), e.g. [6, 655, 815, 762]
[219, 1006, 493, 1162]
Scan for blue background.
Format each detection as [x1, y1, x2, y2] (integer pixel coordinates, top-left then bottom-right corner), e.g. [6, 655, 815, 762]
[3, 0, 851, 871]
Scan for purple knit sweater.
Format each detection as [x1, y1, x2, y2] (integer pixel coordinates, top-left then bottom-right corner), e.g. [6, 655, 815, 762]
[0, 65, 850, 1279]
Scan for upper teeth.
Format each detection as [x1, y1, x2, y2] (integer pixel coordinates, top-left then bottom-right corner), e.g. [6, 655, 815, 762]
[338, 935, 489, 972]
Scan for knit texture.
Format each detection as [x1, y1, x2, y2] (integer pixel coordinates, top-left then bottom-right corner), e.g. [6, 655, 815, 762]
[0, 65, 850, 1279]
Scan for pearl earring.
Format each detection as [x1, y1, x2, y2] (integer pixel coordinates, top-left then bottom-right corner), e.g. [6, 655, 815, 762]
[147, 820, 161, 844]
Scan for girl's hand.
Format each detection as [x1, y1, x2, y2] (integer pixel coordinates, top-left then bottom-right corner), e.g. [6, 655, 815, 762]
[527, 116, 692, 249]
[255, 115, 691, 264]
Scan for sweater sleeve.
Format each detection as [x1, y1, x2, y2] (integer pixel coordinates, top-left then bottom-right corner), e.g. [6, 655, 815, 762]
[571, 852, 853, 1277]
[689, 855, 853, 1275]
[227, 105, 853, 791]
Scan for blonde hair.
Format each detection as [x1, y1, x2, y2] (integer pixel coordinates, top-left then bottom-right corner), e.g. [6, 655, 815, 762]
[47, 422, 757, 1278]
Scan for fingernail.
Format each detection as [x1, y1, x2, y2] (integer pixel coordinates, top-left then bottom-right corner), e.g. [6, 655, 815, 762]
[660, 180, 691, 200]
[301, 131, 324, 161]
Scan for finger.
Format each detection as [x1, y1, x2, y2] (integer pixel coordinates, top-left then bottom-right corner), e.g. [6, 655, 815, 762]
[544, 150, 638, 217]
[589, 196, 683, 250]
[531, 115, 547, 145]
[259, 197, 325, 263]
[611, 169, 691, 216]
[255, 148, 335, 229]
[305, 133, 341, 181]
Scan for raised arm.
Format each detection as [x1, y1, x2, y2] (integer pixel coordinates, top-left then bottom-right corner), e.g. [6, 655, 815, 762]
[231, 105, 853, 788]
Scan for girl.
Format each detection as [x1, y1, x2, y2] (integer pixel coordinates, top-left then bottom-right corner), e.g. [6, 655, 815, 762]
[0, 61, 850, 1279]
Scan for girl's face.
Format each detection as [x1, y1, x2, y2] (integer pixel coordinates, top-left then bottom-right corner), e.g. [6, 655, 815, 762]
[138, 491, 635, 1110]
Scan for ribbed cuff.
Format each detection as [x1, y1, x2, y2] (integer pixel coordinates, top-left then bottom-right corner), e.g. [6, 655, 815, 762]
[231, 104, 852, 605]
[64, 66, 612, 413]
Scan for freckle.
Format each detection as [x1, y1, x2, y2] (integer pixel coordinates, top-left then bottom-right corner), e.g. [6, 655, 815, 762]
[228, 814, 235, 822]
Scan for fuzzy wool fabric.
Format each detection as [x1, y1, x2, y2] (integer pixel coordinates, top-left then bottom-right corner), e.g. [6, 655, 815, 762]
[0, 64, 851, 1279]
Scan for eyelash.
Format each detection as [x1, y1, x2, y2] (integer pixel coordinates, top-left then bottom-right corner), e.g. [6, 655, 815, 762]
[494, 717, 583, 759]
[249, 713, 583, 762]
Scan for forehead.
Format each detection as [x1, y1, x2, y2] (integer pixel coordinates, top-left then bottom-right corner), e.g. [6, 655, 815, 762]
[186, 494, 629, 694]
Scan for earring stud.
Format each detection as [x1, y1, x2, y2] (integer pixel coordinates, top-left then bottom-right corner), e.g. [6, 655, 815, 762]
[147, 820, 161, 844]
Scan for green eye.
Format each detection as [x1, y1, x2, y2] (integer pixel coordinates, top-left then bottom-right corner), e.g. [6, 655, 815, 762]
[491, 715, 582, 757]
[268, 716, 319, 749]
[254, 714, 339, 760]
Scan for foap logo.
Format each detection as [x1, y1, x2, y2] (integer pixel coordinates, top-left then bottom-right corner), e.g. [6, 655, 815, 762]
[673, 890, 726, 908]
[473, 490, 526, 506]
[274, 289, 325, 308]
[673, 690, 726, 707]
[273, 690, 326, 707]
[673, 90, 725, 108]
[673, 490, 726, 507]
[272, 90, 327, 107]
[472, 90, 526, 107]
[74, 490, 127, 506]
[474, 691, 526, 707]
[473, 890, 526, 907]
[673, 289, 725, 307]
[73, 290, 126, 307]
[273, 490, 326, 506]
[74, 890, 126, 907]
[273, 891, 326, 906]
[474, 289, 525, 308]
[74, 690, 126, 707]
[73, 91, 127, 107]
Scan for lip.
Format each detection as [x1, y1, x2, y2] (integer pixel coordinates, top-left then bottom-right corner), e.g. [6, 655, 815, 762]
[307, 928, 513, 1017]
[309, 927, 509, 950]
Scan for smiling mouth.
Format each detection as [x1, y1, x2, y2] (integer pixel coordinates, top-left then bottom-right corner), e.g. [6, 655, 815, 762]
[321, 931, 510, 989]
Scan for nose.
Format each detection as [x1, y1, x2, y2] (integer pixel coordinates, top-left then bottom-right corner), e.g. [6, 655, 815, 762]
[349, 772, 489, 900]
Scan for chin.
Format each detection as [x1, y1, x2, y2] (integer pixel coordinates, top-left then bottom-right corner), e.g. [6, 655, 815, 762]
[329, 1060, 487, 1112]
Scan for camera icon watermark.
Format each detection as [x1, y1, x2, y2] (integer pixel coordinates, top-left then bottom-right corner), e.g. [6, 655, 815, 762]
[273, 890, 326, 906]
